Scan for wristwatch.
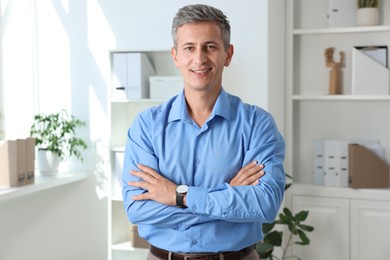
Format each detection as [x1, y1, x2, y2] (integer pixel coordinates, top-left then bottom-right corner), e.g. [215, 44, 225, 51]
[176, 185, 188, 208]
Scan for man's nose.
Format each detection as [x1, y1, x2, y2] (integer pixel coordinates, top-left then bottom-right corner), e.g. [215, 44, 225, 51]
[194, 48, 207, 64]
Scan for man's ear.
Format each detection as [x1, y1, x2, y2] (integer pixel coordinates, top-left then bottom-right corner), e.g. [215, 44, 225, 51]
[171, 47, 180, 68]
[224, 44, 234, 67]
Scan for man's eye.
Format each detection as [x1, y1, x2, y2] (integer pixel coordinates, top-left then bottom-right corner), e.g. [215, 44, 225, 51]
[184, 46, 193, 51]
[207, 45, 217, 50]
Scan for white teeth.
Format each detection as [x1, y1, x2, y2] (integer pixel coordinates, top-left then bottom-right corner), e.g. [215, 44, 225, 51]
[193, 69, 209, 73]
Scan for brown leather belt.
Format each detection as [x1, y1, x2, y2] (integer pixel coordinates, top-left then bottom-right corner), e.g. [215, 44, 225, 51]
[150, 245, 254, 260]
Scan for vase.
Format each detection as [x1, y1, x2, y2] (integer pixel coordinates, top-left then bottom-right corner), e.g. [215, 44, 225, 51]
[38, 150, 61, 175]
[356, 8, 379, 26]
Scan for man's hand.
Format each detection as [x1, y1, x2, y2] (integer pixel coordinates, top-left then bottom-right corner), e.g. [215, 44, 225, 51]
[128, 164, 177, 206]
[229, 161, 265, 186]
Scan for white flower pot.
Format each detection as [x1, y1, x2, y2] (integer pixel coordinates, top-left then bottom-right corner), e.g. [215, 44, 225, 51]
[38, 150, 61, 175]
[357, 8, 379, 26]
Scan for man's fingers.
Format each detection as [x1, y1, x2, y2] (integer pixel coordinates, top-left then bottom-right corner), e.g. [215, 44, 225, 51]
[132, 192, 150, 201]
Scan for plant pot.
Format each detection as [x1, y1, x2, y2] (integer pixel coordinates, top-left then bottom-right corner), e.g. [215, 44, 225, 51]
[356, 8, 379, 26]
[38, 150, 61, 175]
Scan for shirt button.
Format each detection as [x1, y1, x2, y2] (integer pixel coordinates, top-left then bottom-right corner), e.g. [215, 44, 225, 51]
[192, 240, 198, 245]
[195, 159, 201, 165]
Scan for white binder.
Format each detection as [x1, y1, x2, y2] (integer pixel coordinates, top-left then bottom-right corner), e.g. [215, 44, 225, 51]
[351, 47, 389, 95]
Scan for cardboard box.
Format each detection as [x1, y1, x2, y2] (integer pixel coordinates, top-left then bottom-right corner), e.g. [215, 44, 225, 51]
[0, 138, 35, 187]
[349, 144, 389, 189]
[130, 225, 150, 249]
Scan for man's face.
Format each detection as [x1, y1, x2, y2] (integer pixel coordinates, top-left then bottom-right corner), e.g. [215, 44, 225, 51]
[171, 22, 233, 93]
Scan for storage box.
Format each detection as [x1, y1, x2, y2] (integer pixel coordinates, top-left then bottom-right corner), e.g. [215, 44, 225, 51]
[149, 76, 183, 99]
[130, 225, 150, 249]
[111, 52, 156, 99]
[0, 138, 35, 187]
[313, 139, 385, 187]
[349, 144, 389, 188]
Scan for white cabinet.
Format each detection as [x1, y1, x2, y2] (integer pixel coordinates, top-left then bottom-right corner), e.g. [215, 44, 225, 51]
[292, 195, 349, 260]
[109, 50, 178, 260]
[291, 185, 390, 260]
[351, 199, 390, 260]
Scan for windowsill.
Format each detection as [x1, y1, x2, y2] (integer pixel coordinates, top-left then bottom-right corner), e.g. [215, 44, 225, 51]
[0, 172, 88, 202]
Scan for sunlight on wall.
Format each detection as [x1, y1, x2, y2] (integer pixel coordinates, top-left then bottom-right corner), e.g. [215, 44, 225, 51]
[87, 0, 115, 83]
[2, 0, 34, 139]
[89, 83, 109, 199]
[35, 1, 71, 113]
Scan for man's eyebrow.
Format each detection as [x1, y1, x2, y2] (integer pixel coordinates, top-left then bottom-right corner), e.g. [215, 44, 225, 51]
[181, 41, 220, 46]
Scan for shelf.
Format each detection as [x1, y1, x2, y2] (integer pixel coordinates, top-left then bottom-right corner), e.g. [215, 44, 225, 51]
[293, 25, 390, 35]
[292, 94, 390, 101]
[111, 195, 123, 202]
[112, 241, 150, 258]
[111, 98, 166, 103]
[291, 183, 390, 201]
[111, 147, 125, 152]
[0, 172, 88, 202]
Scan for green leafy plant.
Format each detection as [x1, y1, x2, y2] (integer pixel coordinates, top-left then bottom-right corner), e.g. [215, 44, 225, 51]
[256, 174, 314, 260]
[30, 110, 87, 161]
[358, 0, 378, 8]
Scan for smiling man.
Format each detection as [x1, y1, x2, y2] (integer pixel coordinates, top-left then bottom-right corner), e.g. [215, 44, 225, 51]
[122, 4, 285, 260]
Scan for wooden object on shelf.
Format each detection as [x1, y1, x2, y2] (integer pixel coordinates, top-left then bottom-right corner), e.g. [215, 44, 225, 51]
[325, 47, 345, 95]
[130, 225, 150, 249]
[349, 144, 389, 188]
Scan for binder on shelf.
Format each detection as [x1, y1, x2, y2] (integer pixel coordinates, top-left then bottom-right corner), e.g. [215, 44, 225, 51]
[313, 139, 385, 187]
[349, 143, 389, 189]
[149, 76, 183, 100]
[327, 0, 357, 28]
[0, 138, 35, 187]
[351, 46, 389, 95]
[314, 139, 349, 187]
[111, 52, 156, 100]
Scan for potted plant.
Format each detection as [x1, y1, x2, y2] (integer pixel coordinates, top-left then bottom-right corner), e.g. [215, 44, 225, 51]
[357, 0, 379, 26]
[256, 174, 314, 260]
[29, 110, 87, 175]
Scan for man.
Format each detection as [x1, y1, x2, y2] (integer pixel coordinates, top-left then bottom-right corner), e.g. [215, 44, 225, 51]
[122, 4, 285, 260]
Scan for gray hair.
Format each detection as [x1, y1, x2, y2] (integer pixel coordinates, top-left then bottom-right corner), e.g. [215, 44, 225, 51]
[171, 4, 231, 50]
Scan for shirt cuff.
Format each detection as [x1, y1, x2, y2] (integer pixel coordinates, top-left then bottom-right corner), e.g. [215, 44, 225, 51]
[186, 186, 208, 214]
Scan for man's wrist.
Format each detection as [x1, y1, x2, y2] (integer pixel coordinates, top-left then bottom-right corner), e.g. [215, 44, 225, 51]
[176, 185, 188, 208]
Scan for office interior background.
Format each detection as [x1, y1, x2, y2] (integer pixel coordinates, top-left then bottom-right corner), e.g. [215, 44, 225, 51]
[1, 0, 390, 260]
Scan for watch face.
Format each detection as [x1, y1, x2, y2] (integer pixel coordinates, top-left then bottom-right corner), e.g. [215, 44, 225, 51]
[176, 185, 188, 193]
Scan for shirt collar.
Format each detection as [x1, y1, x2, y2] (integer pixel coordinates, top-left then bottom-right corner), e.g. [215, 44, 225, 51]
[168, 88, 232, 123]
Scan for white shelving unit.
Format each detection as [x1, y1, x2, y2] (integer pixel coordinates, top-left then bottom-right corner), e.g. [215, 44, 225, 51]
[285, 1, 390, 259]
[108, 50, 179, 260]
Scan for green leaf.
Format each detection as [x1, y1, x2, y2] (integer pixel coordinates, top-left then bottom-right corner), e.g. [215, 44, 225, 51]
[262, 222, 275, 234]
[256, 242, 274, 256]
[294, 210, 309, 222]
[283, 208, 294, 220]
[265, 230, 283, 246]
[296, 229, 310, 245]
[298, 223, 314, 232]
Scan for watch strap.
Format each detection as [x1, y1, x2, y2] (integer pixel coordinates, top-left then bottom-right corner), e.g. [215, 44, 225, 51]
[176, 193, 186, 208]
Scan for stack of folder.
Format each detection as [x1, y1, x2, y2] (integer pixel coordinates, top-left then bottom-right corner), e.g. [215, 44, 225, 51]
[313, 139, 389, 188]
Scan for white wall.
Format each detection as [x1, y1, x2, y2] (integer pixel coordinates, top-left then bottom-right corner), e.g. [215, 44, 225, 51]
[0, 0, 285, 259]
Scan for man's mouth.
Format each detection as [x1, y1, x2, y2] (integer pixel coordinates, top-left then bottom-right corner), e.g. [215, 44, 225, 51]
[191, 68, 212, 74]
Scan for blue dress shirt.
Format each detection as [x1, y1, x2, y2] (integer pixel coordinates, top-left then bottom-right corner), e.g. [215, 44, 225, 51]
[122, 88, 285, 253]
